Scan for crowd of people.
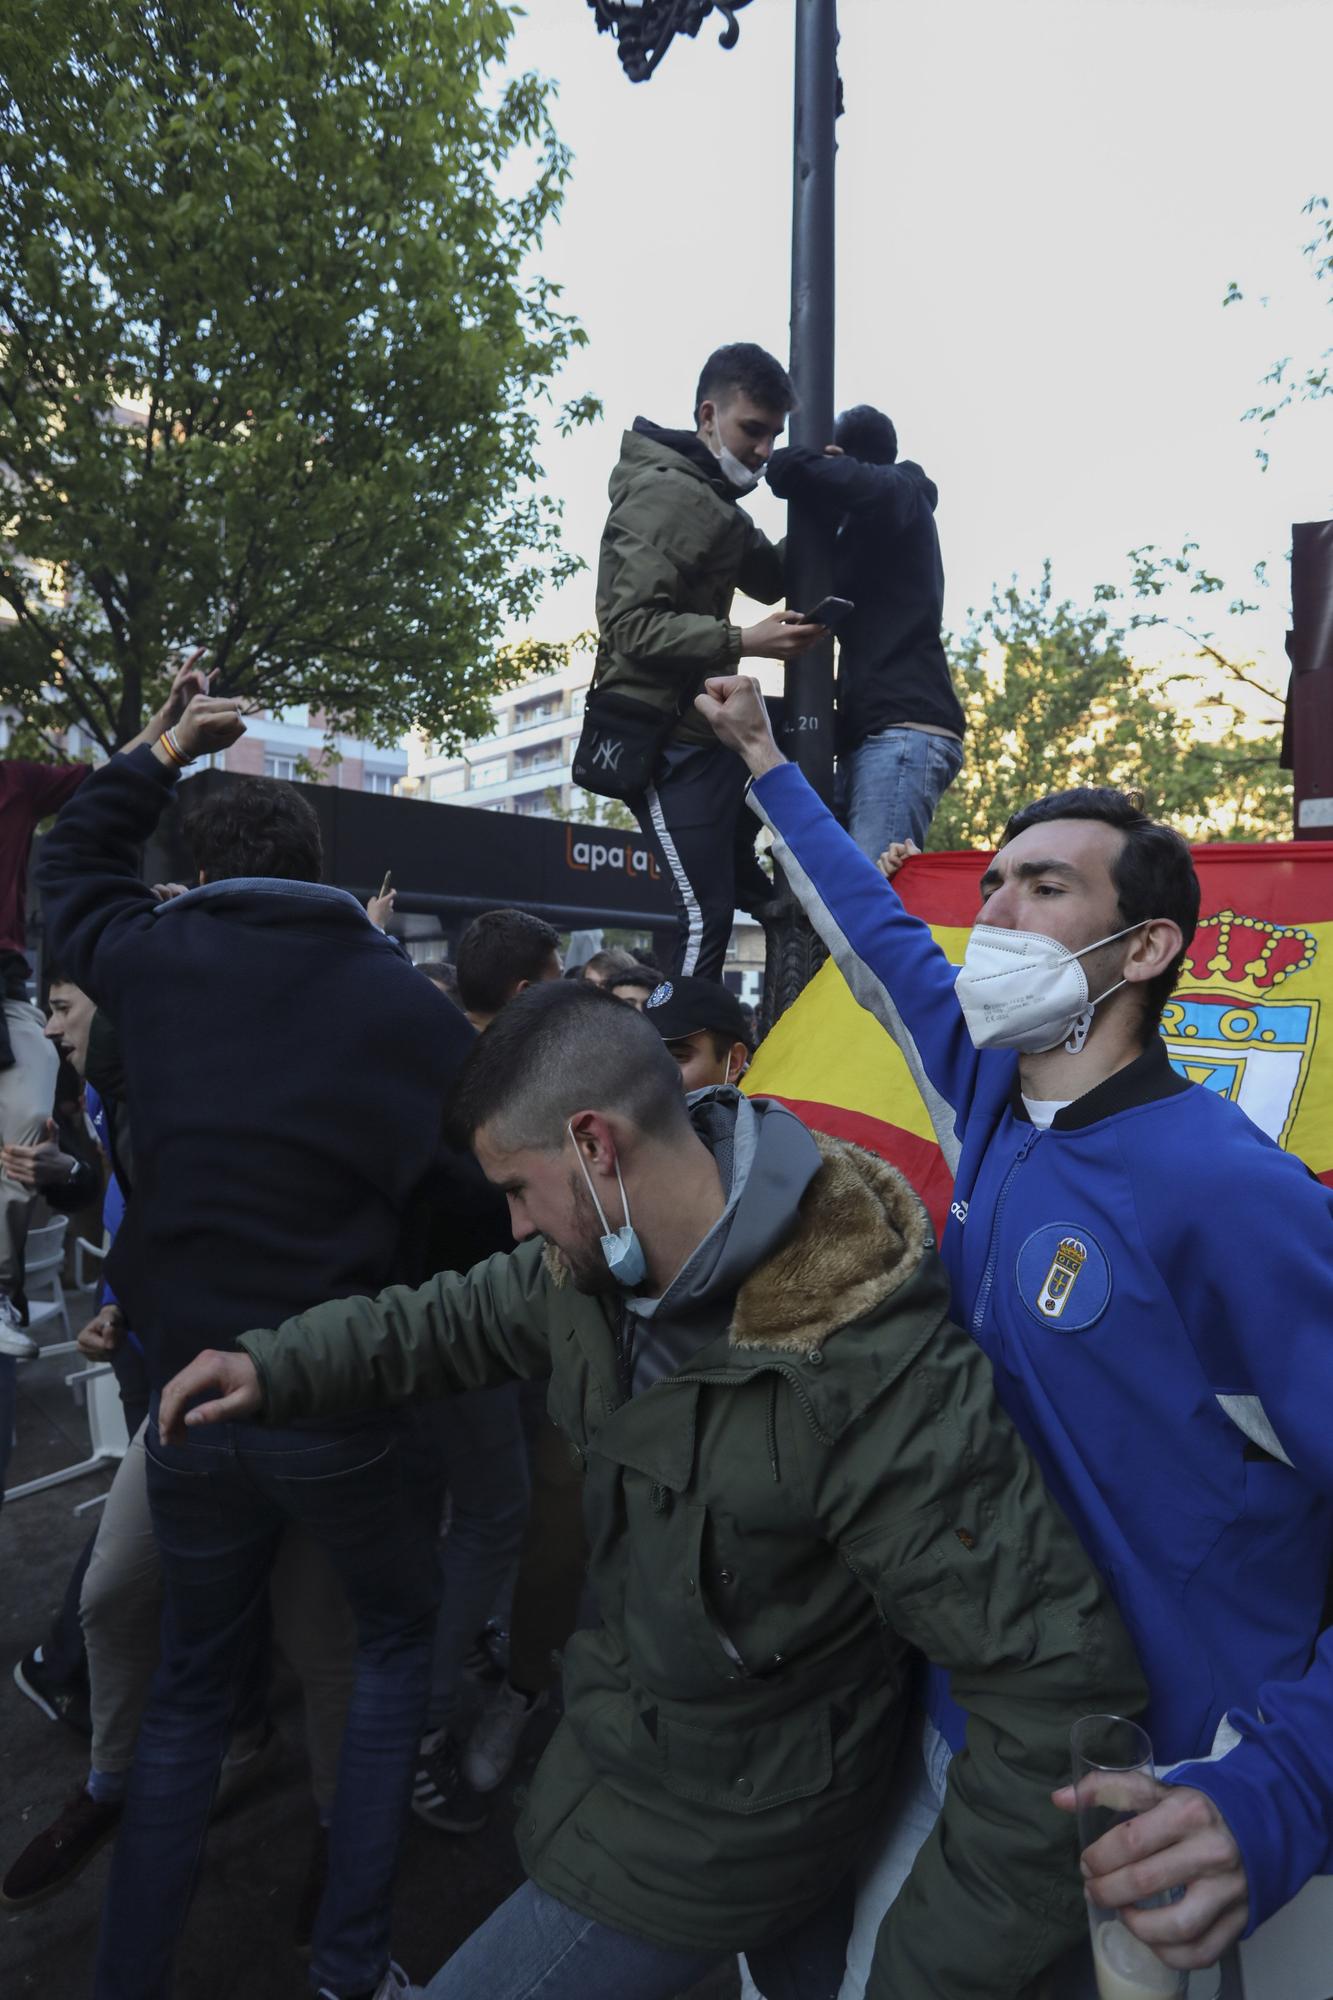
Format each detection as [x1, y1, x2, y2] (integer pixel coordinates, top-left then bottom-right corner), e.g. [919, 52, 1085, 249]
[0, 339, 1329, 2000]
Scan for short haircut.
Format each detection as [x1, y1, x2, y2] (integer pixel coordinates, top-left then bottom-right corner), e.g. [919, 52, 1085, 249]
[456, 908, 561, 1017]
[834, 404, 898, 465]
[611, 963, 660, 996]
[1000, 788, 1200, 1034]
[184, 779, 322, 884]
[45, 967, 75, 991]
[694, 342, 795, 423]
[580, 947, 640, 983]
[452, 981, 692, 1153]
[419, 959, 459, 996]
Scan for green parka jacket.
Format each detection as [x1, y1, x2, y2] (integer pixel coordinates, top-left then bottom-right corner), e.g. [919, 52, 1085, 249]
[240, 1135, 1144, 1999]
[591, 420, 786, 747]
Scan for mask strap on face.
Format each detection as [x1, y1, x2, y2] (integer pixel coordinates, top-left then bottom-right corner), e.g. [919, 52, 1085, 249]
[1062, 920, 1152, 1053]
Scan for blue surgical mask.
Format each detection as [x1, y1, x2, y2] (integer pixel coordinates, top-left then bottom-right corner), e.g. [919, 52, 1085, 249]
[568, 1124, 647, 1288]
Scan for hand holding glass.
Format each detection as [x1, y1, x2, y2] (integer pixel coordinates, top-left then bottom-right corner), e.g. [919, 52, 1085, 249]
[1071, 1715, 1188, 2000]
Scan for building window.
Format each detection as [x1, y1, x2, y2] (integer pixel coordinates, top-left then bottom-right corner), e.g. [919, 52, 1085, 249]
[264, 754, 298, 782]
[514, 744, 562, 776]
[513, 791, 552, 817]
[471, 759, 507, 789]
[428, 769, 467, 800]
[363, 769, 398, 796]
[270, 704, 308, 728]
[514, 696, 563, 730]
[570, 687, 587, 717]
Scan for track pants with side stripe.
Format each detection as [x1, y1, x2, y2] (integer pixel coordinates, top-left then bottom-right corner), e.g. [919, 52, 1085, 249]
[633, 740, 770, 981]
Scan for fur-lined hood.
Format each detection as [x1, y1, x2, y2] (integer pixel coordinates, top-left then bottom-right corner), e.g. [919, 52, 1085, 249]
[731, 1132, 933, 1354]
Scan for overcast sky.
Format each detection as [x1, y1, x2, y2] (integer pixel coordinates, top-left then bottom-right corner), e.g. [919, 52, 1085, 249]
[500, 0, 1332, 687]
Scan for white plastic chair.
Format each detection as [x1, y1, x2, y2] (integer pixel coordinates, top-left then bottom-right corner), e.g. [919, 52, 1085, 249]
[5, 1360, 129, 1503]
[23, 1215, 72, 1349]
[74, 1233, 107, 1292]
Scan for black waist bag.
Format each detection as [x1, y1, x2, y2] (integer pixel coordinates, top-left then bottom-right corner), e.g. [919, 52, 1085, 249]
[571, 685, 682, 802]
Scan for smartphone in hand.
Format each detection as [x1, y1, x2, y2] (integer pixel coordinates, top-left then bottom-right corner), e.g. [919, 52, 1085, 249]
[801, 595, 855, 634]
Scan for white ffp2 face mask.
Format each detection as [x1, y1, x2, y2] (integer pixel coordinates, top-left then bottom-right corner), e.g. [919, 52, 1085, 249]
[707, 416, 760, 493]
[954, 921, 1150, 1055]
[567, 1124, 646, 1287]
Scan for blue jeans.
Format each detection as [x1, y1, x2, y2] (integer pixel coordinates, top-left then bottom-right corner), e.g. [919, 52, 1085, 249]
[841, 727, 963, 860]
[420, 1875, 855, 2000]
[93, 1404, 439, 2000]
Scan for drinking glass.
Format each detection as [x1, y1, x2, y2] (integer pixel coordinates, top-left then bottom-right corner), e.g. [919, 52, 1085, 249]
[1071, 1714, 1188, 2000]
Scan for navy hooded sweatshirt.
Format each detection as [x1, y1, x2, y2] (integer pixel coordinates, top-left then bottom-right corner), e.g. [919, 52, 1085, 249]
[39, 746, 499, 1389]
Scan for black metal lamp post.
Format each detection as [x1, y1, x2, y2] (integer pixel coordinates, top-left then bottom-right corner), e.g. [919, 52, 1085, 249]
[586, 0, 842, 1023]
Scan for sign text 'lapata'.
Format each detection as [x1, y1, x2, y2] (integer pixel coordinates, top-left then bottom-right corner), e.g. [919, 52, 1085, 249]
[565, 827, 662, 880]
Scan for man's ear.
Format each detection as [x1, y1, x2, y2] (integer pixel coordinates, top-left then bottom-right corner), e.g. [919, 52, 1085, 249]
[696, 398, 716, 437]
[727, 1042, 749, 1085]
[568, 1109, 619, 1176]
[1124, 918, 1183, 986]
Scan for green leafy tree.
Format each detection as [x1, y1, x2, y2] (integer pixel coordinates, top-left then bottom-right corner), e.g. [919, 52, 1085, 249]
[930, 565, 1291, 851]
[0, 0, 594, 753]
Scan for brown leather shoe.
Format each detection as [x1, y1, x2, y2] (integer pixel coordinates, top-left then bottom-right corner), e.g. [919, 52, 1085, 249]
[1, 1787, 121, 1905]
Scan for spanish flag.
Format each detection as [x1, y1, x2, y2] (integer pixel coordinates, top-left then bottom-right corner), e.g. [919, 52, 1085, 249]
[745, 841, 1333, 1235]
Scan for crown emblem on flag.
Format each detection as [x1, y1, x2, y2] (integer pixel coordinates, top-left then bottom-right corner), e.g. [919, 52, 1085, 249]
[1178, 910, 1317, 1000]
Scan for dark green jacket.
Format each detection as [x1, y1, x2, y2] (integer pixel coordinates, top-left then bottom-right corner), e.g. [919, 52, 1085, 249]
[591, 420, 786, 747]
[241, 1135, 1144, 1998]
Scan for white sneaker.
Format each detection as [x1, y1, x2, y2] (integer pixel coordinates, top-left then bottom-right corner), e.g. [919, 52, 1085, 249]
[0, 1296, 37, 1360]
[315, 1961, 410, 2000]
[463, 1681, 547, 1793]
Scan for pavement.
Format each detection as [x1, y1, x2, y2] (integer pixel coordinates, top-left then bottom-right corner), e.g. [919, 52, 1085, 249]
[1, 1338, 736, 2000]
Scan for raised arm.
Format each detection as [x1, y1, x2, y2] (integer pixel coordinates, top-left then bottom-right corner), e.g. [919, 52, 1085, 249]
[695, 675, 984, 1154]
[37, 695, 245, 1005]
[766, 444, 920, 527]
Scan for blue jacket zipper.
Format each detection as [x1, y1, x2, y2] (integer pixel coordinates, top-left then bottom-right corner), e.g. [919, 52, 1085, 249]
[970, 1127, 1041, 1336]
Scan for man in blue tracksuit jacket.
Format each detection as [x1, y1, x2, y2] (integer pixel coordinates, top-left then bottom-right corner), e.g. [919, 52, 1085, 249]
[699, 674, 1333, 1992]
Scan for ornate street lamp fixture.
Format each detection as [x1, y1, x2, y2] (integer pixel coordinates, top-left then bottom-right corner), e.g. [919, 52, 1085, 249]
[585, 0, 759, 83]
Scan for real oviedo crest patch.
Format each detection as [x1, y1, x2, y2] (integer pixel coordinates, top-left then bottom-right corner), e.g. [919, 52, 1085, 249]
[1015, 1224, 1112, 1332]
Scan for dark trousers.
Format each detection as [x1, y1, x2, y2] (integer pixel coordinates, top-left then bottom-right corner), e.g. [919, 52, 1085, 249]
[93, 1403, 438, 2000]
[633, 741, 769, 981]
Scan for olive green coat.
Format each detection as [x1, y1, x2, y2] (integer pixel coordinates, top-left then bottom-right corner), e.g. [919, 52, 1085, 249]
[241, 1136, 1144, 1999]
[591, 425, 786, 746]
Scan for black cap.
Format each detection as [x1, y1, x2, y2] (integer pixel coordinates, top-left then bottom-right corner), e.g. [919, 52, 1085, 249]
[643, 975, 751, 1046]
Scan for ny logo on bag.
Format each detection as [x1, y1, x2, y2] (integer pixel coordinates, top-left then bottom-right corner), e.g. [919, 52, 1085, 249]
[593, 737, 624, 772]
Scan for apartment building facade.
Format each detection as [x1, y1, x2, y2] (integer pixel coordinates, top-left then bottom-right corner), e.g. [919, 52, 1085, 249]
[405, 651, 591, 817]
[217, 705, 408, 795]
